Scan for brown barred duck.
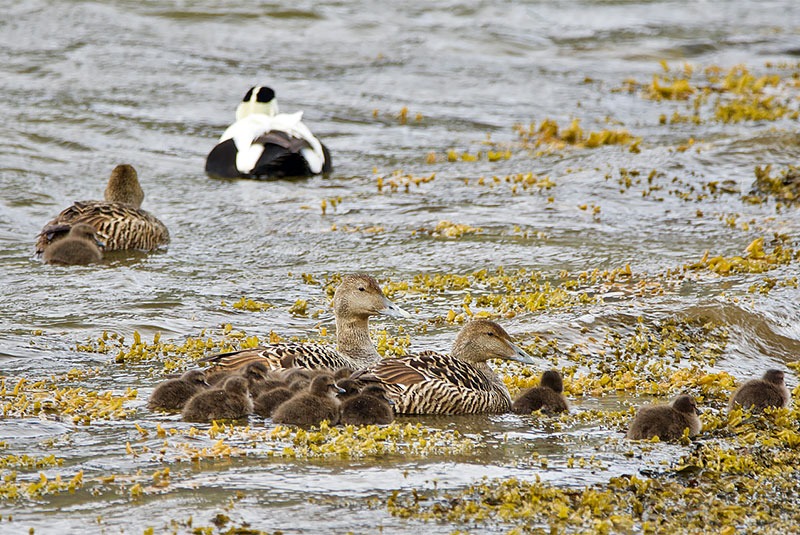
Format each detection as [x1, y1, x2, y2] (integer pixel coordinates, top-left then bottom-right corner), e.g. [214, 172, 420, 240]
[272, 374, 345, 426]
[511, 370, 569, 415]
[36, 164, 169, 253]
[626, 394, 701, 441]
[198, 274, 409, 373]
[205, 86, 332, 180]
[355, 319, 535, 415]
[42, 223, 104, 265]
[148, 370, 209, 412]
[340, 385, 394, 426]
[728, 369, 790, 413]
[182, 376, 253, 423]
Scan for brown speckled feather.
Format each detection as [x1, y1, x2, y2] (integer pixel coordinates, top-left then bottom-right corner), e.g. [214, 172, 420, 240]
[198, 342, 354, 373]
[36, 201, 169, 252]
[359, 351, 512, 415]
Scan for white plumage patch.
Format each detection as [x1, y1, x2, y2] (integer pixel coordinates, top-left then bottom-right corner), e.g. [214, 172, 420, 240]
[219, 111, 325, 174]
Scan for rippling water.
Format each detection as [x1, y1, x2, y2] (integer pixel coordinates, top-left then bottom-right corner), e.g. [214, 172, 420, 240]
[1, 1, 799, 533]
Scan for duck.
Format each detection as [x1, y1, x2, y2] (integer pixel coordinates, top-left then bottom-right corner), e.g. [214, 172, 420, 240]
[272, 374, 345, 426]
[626, 394, 701, 441]
[205, 86, 332, 180]
[355, 319, 535, 415]
[36, 164, 169, 253]
[336, 379, 363, 401]
[41, 223, 104, 265]
[511, 370, 569, 415]
[728, 369, 790, 413]
[340, 385, 395, 425]
[147, 370, 209, 412]
[182, 376, 253, 423]
[197, 274, 410, 373]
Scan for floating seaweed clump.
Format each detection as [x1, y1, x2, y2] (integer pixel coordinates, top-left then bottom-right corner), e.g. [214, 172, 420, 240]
[221, 296, 274, 312]
[512, 118, 638, 155]
[747, 164, 800, 205]
[376, 169, 436, 193]
[686, 237, 797, 276]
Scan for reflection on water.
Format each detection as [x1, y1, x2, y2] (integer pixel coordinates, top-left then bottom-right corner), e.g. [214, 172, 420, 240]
[1, 0, 799, 532]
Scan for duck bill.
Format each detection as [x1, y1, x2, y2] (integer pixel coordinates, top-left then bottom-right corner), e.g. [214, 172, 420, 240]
[505, 341, 535, 365]
[378, 296, 411, 318]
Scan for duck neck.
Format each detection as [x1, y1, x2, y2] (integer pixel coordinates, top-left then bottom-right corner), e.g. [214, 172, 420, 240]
[335, 314, 379, 368]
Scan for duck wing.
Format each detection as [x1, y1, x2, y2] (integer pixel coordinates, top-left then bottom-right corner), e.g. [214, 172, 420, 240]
[197, 342, 352, 373]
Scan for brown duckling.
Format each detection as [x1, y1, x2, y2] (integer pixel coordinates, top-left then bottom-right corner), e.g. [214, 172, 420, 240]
[728, 369, 790, 413]
[253, 386, 295, 418]
[340, 385, 395, 426]
[272, 374, 345, 426]
[334, 367, 355, 381]
[42, 223, 104, 265]
[336, 379, 362, 401]
[249, 378, 289, 400]
[626, 394, 701, 441]
[182, 376, 253, 423]
[147, 370, 208, 412]
[511, 370, 569, 415]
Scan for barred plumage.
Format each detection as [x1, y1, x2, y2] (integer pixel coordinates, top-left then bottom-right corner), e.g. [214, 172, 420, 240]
[356, 319, 535, 415]
[198, 274, 410, 374]
[36, 164, 169, 253]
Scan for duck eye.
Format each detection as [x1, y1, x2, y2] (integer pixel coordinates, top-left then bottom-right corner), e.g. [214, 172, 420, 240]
[486, 332, 494, 336]
[358, 287, 366, 292]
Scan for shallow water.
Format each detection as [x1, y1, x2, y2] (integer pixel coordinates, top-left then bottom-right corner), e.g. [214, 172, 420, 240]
[1, 0, 800, 533]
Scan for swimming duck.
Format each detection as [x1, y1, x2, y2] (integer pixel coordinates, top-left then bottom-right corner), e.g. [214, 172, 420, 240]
[182, 376, 253, 423]
[148, 370, 209, 412]
[198, 274, 410, 373]
[272, 374, 345, 426]
[340, 385, 395, 425]
[36, 164, 169, 253]
[41, 223, 104, 265]
[253, 386, 295, 418]
[728, 369, 790, 413]
[626, 394, 701, 441]
[355, 319, 535, 415]
[511, 370, 569, 414]
[205, 86, 332, 180]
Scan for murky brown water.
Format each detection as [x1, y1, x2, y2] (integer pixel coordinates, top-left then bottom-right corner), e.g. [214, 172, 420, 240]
[1, 0, 799, 533]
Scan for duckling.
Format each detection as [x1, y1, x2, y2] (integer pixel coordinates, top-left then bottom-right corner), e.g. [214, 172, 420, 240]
[272, 374, 345, 426]
[36, 164, 169, 253]
[626, 394, 701, 441]
[198, 274, 410, 373]
[511, 370, 569, 415]
[336, 379, 362, 401]
[253, 386, 295, 418]
[340, 385, 395, 426]
[728, 369, 790, 413]
[249, 378, 289, 400]
[205, 86, 332, 180]
[356, 319, 535, 415]
[334, 367, 356, 381]
[182, 376, 253, 423]
[42, 223, 104, 265]
[147, 370, 209, 412]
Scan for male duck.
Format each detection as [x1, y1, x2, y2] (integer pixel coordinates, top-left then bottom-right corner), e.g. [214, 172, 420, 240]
[198, 274, 410, 373]
[36, 164, 169, 253]
[355, 319, 535, 415]
[205, 86, 332, 180]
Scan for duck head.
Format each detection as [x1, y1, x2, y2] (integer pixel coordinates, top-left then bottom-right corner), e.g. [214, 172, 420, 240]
[183, 369, 209, 387]
[309, 374, 346, 398]
[104, 164, 144, 208]
[235, 86, 279, 120]
[70, 223, 105, 249]
[452, 319, 535, 365]
[540, 370, 564, 393]
[763, 369, 785, 386]
[672, 394, 700, 415]
[333, 273, 410, 320]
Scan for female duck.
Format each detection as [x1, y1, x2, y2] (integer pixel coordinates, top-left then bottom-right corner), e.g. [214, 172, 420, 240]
[511, 370, 569, 414]
[728, 369, 790, 413]
[36, 164, 169, 253]
[205, 86, 332, 180]
[356, 319, 535, 415]
[199, 273, 409, 373]
[626, 394, 701, 441]
[42, 223, 104, 265]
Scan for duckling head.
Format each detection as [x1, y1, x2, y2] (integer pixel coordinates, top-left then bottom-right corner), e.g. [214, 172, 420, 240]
[452, 319, 535, 366]
[70, 223, 105, 249]
[104, 164, 144, 208]
[671, 394, 700, 415]
[333, 273, 410, 320]
[309, 374, 346, 398]
[241, 362, 270, 383]
[223, 376, 249, 396]
[540, 370, 564, 393]
[235, 86, 279, 120]
[763, 369, 785, 386]
[362, 385, 394, 407]
[183, 369, 209, 387]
